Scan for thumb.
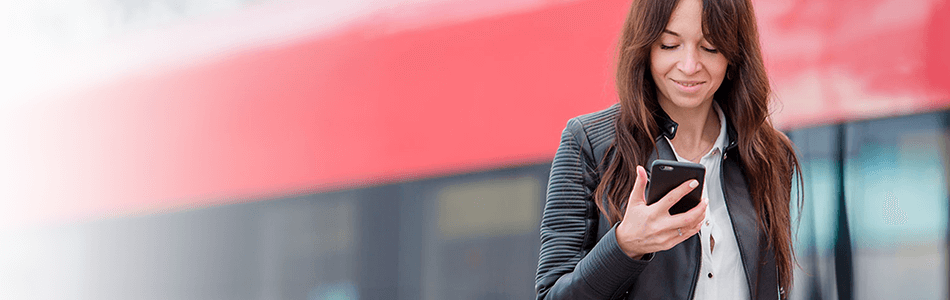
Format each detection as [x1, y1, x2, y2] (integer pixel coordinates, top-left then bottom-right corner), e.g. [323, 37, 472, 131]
[626, 165, 648, 209]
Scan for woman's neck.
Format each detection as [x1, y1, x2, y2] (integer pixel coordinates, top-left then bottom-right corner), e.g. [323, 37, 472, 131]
[660, 101, 720, 162]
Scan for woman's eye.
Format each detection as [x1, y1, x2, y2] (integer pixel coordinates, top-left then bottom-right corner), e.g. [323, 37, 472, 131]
[703, 47, 719, 53]
[660, 44, 678, 50]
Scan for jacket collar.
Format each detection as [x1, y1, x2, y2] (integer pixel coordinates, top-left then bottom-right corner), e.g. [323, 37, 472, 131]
[653, 104, 738, 153]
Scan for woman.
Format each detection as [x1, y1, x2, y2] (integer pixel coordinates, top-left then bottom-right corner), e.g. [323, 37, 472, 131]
[534, 0, 801, 299]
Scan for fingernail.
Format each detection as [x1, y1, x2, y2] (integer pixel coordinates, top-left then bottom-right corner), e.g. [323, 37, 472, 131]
[689, 180, 699, 188]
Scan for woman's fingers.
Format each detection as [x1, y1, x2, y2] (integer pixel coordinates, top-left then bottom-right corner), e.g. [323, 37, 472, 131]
[654, 179, 699, 212]
[664, 209, 705, 248]
[670, 197, 707, 228]
[685, 216, 705, 240]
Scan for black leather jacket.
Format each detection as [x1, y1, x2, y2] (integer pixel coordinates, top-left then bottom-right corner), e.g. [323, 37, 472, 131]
[535, 104, 779, 300]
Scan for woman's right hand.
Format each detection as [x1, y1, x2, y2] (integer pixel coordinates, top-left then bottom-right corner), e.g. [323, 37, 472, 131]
[615, 165, 707, 259]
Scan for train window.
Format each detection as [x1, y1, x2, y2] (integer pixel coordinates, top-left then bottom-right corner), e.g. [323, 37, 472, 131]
[261, 195, 359, 300]
[436, 176, 541, 239]
[843, 113, 948, 300]
[417, 169, 545, 300]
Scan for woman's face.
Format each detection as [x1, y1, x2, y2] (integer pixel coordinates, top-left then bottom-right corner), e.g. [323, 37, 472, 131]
[650, 0, 728, 111]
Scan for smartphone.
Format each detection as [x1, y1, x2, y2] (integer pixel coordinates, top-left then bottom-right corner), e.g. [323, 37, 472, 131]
[645, 159, 705, 215]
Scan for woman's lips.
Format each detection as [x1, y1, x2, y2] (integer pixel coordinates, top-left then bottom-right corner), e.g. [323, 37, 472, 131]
[673, 79, 704, 93]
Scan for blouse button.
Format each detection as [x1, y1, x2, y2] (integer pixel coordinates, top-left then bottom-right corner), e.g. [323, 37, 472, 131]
[708, 273, 713, 278]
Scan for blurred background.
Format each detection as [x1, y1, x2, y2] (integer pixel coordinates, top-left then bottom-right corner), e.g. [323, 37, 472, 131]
[0, 0, 948, 299]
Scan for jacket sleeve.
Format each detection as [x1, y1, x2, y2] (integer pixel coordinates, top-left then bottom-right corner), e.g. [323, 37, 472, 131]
[535, 118, 652, 300]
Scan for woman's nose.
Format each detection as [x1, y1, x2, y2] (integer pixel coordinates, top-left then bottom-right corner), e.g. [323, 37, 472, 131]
[677, 48, 703, 75]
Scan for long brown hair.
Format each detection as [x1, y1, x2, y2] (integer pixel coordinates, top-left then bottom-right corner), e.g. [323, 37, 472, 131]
[595, 0, 803, 295]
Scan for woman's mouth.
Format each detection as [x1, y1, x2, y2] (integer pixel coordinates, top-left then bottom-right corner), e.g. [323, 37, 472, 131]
[673, 79, 704, 92]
